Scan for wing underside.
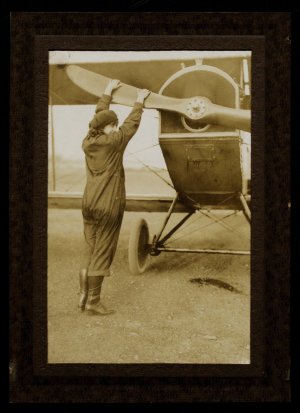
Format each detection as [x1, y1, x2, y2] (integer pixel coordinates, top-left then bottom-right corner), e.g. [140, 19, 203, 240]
[49, 56, 251, 105]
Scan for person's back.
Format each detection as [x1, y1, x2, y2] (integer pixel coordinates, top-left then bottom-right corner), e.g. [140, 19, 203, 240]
[78, 79, 150, 316]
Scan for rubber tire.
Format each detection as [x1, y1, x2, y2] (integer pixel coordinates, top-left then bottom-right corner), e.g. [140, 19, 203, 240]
[128, 218, 150, 275]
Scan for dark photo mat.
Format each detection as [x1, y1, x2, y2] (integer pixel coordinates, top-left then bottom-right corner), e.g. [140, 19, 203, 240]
[9, 12, 290, 402]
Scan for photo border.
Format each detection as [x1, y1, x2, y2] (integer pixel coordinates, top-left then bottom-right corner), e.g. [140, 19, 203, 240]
[9, 12, 290, 402]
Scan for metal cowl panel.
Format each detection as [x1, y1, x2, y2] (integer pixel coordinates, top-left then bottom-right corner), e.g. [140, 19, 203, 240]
[158, 64, 243, 210]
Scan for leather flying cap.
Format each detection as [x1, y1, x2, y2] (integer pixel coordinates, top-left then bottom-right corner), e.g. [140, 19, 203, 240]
[89, 110, 118, 129]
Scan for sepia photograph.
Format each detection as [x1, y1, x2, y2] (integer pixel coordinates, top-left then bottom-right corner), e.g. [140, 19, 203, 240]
[47, 50, 252, 364]
[9, 11, 291, 402]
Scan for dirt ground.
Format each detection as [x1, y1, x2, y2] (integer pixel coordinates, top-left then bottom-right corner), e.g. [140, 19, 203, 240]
[48, 206, 250, 364]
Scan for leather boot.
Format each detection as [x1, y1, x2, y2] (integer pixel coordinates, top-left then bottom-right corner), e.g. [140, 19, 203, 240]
[78, 268, 88, 311]
[85, 276, 115, 316]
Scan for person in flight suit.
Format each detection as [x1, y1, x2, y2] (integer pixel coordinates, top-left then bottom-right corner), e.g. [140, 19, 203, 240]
[78, 79, 150, 315]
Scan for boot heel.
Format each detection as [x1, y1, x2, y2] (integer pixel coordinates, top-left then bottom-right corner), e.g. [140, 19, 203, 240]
[78, 269, 88, 311]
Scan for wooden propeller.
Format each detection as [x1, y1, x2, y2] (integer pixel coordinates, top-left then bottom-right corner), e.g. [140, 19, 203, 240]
[66, 65, 251, 132]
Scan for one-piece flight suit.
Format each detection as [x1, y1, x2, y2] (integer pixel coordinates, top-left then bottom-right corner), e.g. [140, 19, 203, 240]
[81, 94, 144, 277]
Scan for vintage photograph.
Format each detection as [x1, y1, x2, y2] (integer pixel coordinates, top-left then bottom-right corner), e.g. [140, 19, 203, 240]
[48, 50, 251, 364]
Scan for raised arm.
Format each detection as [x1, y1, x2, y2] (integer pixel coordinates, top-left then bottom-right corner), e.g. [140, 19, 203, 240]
[112, 88, 151, 150]
[95, 79, 121, 113]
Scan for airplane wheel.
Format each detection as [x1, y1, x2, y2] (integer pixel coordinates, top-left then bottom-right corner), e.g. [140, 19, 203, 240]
[128, 218, 150, 275]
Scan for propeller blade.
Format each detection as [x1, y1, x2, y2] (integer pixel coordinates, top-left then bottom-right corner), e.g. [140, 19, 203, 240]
[203, 103, 251, 132]
[66, 64, 189, 111]
[66, 65, 251, 132]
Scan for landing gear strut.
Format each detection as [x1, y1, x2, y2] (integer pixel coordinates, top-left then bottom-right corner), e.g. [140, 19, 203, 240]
[128, 192, 250, 275]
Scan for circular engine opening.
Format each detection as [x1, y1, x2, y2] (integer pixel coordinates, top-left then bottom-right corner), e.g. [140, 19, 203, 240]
[181, 116, 211, 132]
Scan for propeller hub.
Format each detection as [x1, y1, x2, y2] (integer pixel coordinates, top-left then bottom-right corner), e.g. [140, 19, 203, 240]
[186, 97, 207, 119]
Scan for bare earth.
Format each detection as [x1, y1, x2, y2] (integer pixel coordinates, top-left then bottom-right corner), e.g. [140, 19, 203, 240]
[48, 207, 250, 364]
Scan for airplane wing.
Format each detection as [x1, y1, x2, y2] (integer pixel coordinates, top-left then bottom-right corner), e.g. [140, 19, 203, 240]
[48, 192, 190, 212]
[49, 53, 251, 108]
[48, 191, 250, 212]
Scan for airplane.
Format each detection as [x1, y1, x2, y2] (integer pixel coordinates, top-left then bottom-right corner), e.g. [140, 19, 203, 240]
[48, 51, 251, 274]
